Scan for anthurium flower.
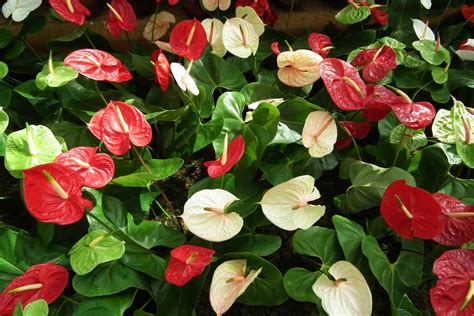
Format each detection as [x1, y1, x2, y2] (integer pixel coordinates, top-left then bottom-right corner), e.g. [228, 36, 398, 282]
[388, 88, 436, 130]
[432, 193, 474, 246]
[151, 49, 171, 92]
[336, 121, 371, 149]
[412, 19, 435, 41]
[320, 58, 367, 111]
[456, 39, 474, 61]
[351, 45, 397, 82]
[368, 5, 388, 26]
[169, 19, 207, 61]
[202, 0, 231, 11]
[165, 245, 215, 286]
[202, 18, 226, 57]
[236, 6, 265, 36]
[156, 0, 179, 5]
[88, 101, 152, 155]
[209, 259, 262, 315]
[235, 0, 269, 16]
[204, 134, 245, 178]
[64, 49, 132, 83]
[308, 32, 333, 58]
[181, 189, 243, 242]
[247, 98, 285, 110]
[106, 0, 137, 37]
[430, 249, 474, 315]
[2, 0, 41, 22]
[170, 62, 200, 96]
[143, 11, 175, 42]
[55, 147, 115, 189]
[313, 261, 372, 316]
[421, 0, 431, 10]
[363, 84, 397, 121]
[23, 163, 92, 225]
[48, 0, 91, 25]
[302, 111, 337, 158]
[223, 17, 259, 59]
[260, 175, 326, 231]
[271, 42, 280, 55]
[0, 263, 69, 315]
[461, 4, 474, 23]
[277, 49, 323, 87]
[380, 180, 444, 240]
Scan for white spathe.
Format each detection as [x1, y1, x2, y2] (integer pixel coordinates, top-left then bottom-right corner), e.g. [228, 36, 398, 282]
[312, 261, 373, 316]
[223, 17, 259, 59]
[143, 11, 176, 42]
[202, 18, 227, 57]
[260, 175, 325, 231]
[302, 111, 337, 158]
[170, 62, 200, 96]
[420, 0, 432, 9]
[181, 189, 243, 242]
[456, 39, 474, 61]
[210, 259, 262, 315]
[202, 0, 231, 12]
[412, 18, 435, 41]
[2, 0, 42, 22]
[277, 49, 323, 87]
[236, 6, 265, 36]
[247, 98, 285, 110]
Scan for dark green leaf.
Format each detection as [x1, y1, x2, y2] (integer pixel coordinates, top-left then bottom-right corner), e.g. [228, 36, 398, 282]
[72, 290, 135, 316]
[283, 268, 321, 304]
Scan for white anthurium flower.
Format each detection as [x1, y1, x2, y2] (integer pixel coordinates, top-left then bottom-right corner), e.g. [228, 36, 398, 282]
[412, 19, 435, 41]
[302, 111, 337, 158]
[456, 39, 474, 61]
[143, 11, 176, 42]
[260, 175, 325, 231]
[277, 49, 323, 87]
[202, 0, 231, 12]
[2, 0, 42, 22]
[420, 0, 431, 9]
[181, 189, 243, 242]
[170, 62, 200, 96]
[312, 261, 372, 316]
[223, 17, 259, 59]
[236, 6, 265, 36]
[247, 98, 285, 110]
[202, 18, 227, 57]
[210, 259, 262, 315]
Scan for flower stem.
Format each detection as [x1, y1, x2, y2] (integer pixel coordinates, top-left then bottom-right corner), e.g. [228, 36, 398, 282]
[392, 126, 407, 166]
[61, 295, 80, 305]
[94, 81, 108, 105]
[84, 31, 97, 49]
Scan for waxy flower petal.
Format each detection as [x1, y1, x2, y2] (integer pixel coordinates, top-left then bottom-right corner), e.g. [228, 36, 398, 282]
[313, 261, 372, 316]
[165, 245, 215, 286]
[336, 121, 371, 149]
[235, 0, 269, 16]
[49, 0, 91, 25]
[223, 18, 259, 59]
[170, 19, 207, 61]
[0, 263, 69, 315]
[308, 32, 333, 58]
[370, 7, 388, 26]
[351, 46, 397, 82]
[2, 0, 41, 22]
[456, 39, 474, 61]
[236, 6, 265, 36]
[55, 147, 115, 189]
[421, 0, 432, 10]
[363, 84, 398, 121]
[412, 19, 435, 41]
[202, 0, 231, 11]
[260, 175, 325, 231]
[461, 5, 474, 23]
[152, 49, 171, 92]
[302, 111, 337, 158]
[277, 49, 323, 87]
[202, 18, 227, 57]
[170, 62, 200, 96]
[143, 11, 176, 42]
[181, 189, 243, 242]
[210, 259, 262, 315]
[390, 100, 436, 130]
[107, 0, 137, 37]
[380, 180, 444, 240]
[204, 135, 245, 178]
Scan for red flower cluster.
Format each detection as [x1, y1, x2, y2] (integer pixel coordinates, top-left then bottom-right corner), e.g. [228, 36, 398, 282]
[204, 135, 245, 178]
[308, 33, 333, 58]
[336, 121, 371, 149]
[107, 0, 137, 37]
[170, 19, 207, 61]
[0, 263, 69, 315]
[236, 0, 277, 26]
[165, 245, 215, 286]
[49, 0, 91, 25]
[151, 49, 171, 92]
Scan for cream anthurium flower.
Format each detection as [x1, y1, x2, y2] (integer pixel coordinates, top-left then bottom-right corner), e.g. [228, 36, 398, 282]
[210, 259, 262, 315]
[202, 0, 231, 12]
[260, 175, 325, 231]
[412, 18, 435, 41]
[170, 62, 200, 96]
[420, 0, 432, 10]
[312, 261, 372, 316]
[223, 17, 259, 59]
[277, 49, 323, 87]
[143, 11, 176, 42]
[202, 18, 227, 57]
[236, 6, 265, 36]
[154, 40, 175, 54]
[247, 98, 285, 110]
[302, 111, 337, 158]
[2, 0, 42, 22]
[181, 189, 243, 242]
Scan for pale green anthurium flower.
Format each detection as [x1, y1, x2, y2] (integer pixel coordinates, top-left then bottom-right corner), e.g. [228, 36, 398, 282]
[260, 175, 325, 231]
[421, 0, 431, 9]
[2, 0, 42, 22]
[312, 261, 372, 316]
[411, 18, 435, 41]
[202, 18, 227, 57]
[223, 17, 259, 59]
[210, 259, 262, 316]
[456, 39, 474, 61]
[202, 0, 231, 12]
[277, 49, 323, 87]
[236, 6, 265, 36]
[143, 11, 176, 42]
[181, 189, 243, 242]
[432, 109, 456, 144]
[302, 111, 337, 158]
[170, 62, 200, 96]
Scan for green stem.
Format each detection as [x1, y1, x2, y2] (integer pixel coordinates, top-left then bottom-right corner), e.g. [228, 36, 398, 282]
[84, 30, 97, 49]
[285, 0, 296, 33]
[151, 4, 160, 42]
[94, 81, 108, 105]
[61, 295, 80, 305]
[125, 32, 133, 52]
[86, 211, 115, 232]
[21, 37, 43, 63]
[392, 126, 407, 166]
[411, 80, 433, 100]
[352, 138, 362, 161]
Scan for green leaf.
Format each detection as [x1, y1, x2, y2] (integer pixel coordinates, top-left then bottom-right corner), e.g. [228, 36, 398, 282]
[4, 125, 63, 178]
[35, 62, 78, 90]
[410, 144, 453, 192]
[447, 69, 474, 90]
[120, 247, 166, 280]
[4, 38, 27, 60]
[193, 118, 223, 152]
[0, 28, 13, 49]
[439, 174, 474, 200]
[270, 123, 301, 145]
[130, 53, 154, 78]
[212, 232, 281, 257]
[283, 268, 321, 304]
[240, 82, 285, 104]
[0, 108, 9, 134]
[36, 222, 54, 245]
[431, 66, 448, 84]
[0, 62, 8, 79]
[389, 125, 427, 151]
[19, 15, 47, 35]
[111, 173, 155, 188]
[412, 40, 451, 66]
[397, 294, 422, 316]
[72, 290, 135, 316]
[69, 230, 125, 275]
[51, 121, 99, 148]
[335, 5, 371, 24]
[278, 98, 322, 133]
[22, 299, 48, 316]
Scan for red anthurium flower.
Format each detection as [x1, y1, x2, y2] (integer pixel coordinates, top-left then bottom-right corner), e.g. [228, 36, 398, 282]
[363, 84, 398, 121]
[458, 39, 474, 52]
[165, 245, 215, 286]
[262, 8, 278, 26]
[88, 101, 152, 156]
[461, 5, 474, 23]
[235, 0, 269, 16]
[49, 0, 91, 25]
[430, 249, 474, 316]
[271, 42, 280, 55]
[55, 147, 115, 189]
[169, 19, 207, 61]
[106, 0, 137, 37]
[156, 0, 180, 4]
[388, 88, 436, 130]
[308, 33, 333, 58]
[336, 121, 371, 149]
[351, 46, 397, 82]
[64, 49, 132, 83]
[359, 1, 388, 26]
[0, 263, 69, 315]
[204, 134, 245, 178]
[151, 49, 171, 92]
[380, 180, 445, 240]
[319, 58, 367, 111]
[432, 193, 474, 246]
